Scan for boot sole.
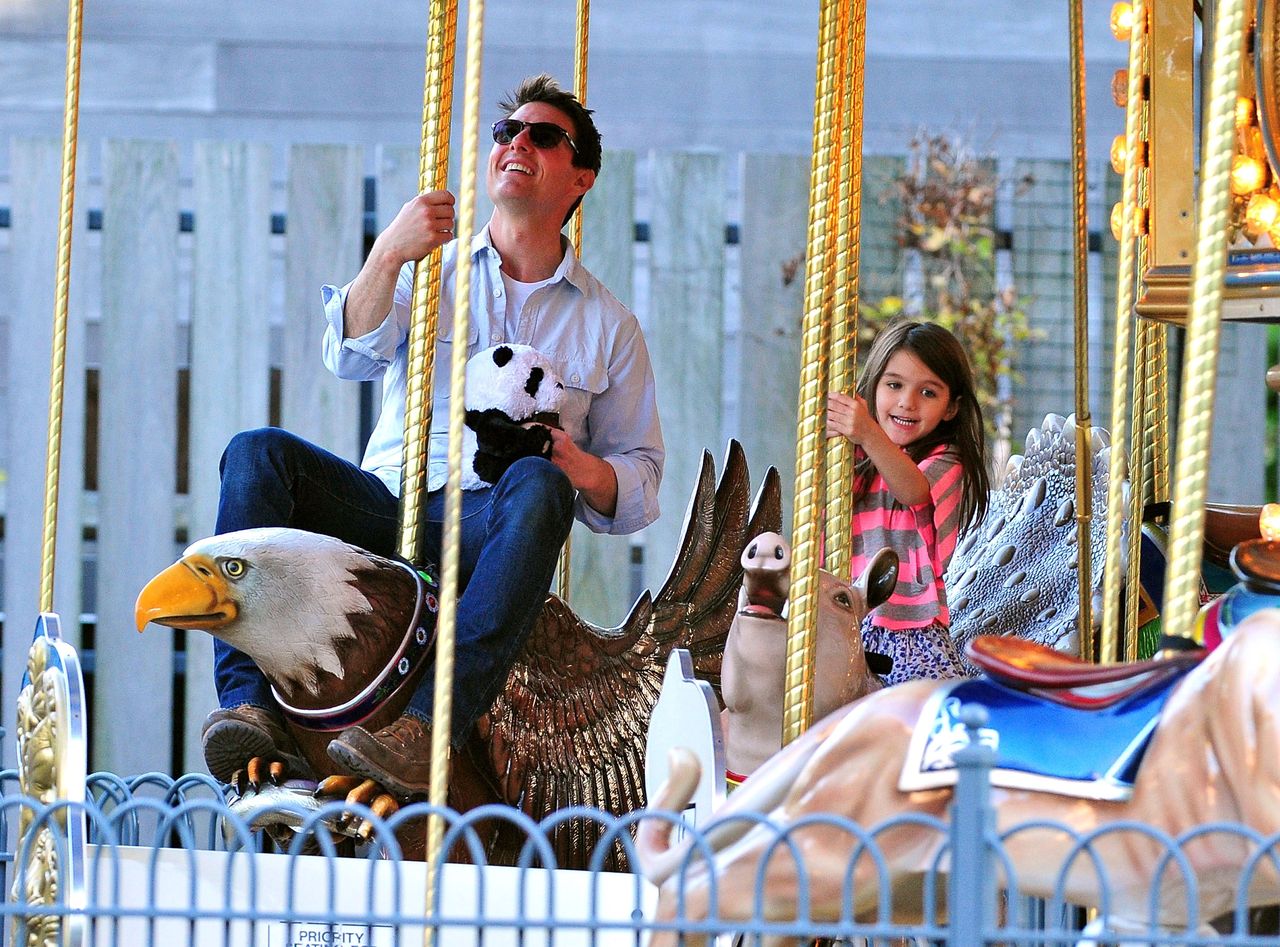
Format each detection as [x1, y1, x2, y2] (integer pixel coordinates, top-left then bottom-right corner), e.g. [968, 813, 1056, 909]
[326, 740, 430, 800]
[202, 719, 279, 784]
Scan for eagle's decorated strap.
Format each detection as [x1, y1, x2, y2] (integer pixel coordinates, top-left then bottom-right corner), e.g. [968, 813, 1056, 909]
[273, 563, 440, 732]
[898, 667, 1193, 801]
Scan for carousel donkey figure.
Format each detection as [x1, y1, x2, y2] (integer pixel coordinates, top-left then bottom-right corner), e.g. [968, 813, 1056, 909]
[136, 441, 781, 868]
[637, 540, 1280, 942]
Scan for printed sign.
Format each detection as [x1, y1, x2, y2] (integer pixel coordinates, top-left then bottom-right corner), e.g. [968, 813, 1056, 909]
[268, 922, 397, 947]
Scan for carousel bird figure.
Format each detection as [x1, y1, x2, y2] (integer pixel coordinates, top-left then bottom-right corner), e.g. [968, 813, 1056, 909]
[137, 441, 779, 867]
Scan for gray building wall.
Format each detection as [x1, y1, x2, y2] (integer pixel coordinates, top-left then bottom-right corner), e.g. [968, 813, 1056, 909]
[0, 1, 1128, 172]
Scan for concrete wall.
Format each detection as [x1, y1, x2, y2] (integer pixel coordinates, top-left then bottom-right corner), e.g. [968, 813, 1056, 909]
[0, 1, 1128, 174]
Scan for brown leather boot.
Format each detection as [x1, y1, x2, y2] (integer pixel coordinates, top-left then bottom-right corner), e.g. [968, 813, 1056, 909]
[201, 705, 309, 783]
[327, 714, 433, 799]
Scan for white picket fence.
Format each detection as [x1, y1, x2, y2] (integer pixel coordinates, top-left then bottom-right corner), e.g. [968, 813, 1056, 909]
[0, 137, 1269, 779]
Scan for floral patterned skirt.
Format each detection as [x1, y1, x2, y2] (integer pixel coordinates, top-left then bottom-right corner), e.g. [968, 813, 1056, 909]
[860, 617, 974, 687]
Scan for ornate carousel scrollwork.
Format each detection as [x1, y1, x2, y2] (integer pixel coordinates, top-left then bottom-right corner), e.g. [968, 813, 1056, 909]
[12, 615, 87, 947]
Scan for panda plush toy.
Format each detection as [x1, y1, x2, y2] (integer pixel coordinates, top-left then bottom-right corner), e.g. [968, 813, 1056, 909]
[461, 343, 566, 490]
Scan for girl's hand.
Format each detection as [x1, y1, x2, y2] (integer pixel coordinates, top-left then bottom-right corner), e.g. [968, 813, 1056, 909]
[827, 392, 878, 444]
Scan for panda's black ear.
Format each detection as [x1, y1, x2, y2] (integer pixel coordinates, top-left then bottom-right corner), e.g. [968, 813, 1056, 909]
[493, 345, 514, 367]
[525, 366, 544, 396]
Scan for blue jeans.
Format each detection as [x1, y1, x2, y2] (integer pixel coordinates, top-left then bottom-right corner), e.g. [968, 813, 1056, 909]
[212, 427, 574, 743]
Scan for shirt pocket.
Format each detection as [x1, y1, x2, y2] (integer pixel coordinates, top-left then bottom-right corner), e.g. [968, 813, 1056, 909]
[545, 351, 607, 437]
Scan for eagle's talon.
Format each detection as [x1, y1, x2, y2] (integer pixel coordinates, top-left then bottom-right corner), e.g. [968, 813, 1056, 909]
[315, 774, 363, 799]
[344, 777, 382, 808]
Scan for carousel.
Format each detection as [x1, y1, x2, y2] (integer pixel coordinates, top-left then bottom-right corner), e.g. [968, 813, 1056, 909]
[6, 0, 1280, 944]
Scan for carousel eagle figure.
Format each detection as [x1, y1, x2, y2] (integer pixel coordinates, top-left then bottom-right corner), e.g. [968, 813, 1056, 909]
[136, 441, 779, 868]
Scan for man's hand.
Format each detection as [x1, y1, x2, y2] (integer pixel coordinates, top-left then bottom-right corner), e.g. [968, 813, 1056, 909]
[343, 190, 456, 339]
[373, 191, 457, 267]
[826, 392, 878, 444]
[545, 427, 618, 517]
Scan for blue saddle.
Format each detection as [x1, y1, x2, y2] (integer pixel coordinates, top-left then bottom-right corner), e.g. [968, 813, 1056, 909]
[899, 641, 1201, 801]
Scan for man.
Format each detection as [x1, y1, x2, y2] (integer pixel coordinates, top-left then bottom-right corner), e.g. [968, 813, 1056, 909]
[203, 74, 664, 799]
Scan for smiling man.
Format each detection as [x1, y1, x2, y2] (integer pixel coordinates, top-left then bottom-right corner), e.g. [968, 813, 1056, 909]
[204, 75, 664, 799]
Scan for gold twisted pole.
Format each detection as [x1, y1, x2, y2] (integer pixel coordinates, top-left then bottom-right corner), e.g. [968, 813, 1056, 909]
[399, 0, 459, 566]
[39, 0, 86, 613]
[782, 0, 841, 743]
[1162, 0, 1246, 642]
[1100, 0, 1146, 663]
[822, 0, 865, 581]
[556, 0, 590, 600]
[1067, 0, 1094, 647]
[1123, 320, 1151, 656]
[567, 0, 590, 253]
[1148, 325, 1170, 503]
[414, 0, 461, 940]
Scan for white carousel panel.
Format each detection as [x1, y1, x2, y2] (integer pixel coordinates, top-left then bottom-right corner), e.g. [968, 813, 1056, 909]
[86, 845, 657, 947]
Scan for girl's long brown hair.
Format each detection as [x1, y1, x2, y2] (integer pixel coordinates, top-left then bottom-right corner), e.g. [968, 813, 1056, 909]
[850, 319, 990, 531]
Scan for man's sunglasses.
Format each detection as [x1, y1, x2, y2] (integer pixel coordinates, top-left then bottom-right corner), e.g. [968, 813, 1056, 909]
[491, 118, 579, 154]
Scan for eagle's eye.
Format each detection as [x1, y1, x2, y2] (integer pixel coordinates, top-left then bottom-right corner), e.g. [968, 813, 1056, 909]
[221, 558, 247, 580]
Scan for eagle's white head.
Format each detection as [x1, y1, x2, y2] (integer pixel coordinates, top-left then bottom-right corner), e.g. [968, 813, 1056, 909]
[135, 527, 392, 696]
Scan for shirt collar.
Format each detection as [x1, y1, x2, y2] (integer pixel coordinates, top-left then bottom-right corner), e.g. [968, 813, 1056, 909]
[470, 225, 587, 294]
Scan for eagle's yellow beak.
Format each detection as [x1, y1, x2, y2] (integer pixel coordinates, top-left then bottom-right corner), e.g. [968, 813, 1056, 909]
[135, 555, 238, 632]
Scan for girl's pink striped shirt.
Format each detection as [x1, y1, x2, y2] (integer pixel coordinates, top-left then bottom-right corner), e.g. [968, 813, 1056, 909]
[850, 444, 964, 630]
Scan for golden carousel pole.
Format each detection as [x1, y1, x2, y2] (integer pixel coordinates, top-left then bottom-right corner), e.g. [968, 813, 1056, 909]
[1100, 0, 1147, 663]
[39, 0, 86, 613]
[823, 0, 866, 581]
[399, 0, 459, 568]
[567, 0, 590, 253]
[424, 0, 484, 879]
[782, 0, 844, 742]
[1162, 0, 1248, 644]
[1125, 317, 1155, 655]
[1067, 0, 1094, 651]
[400, 0, 459, 939]
[556, 0, 591, 600]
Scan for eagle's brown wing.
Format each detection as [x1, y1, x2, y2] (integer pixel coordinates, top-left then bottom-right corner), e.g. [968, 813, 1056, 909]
[479, 441, 781, 869]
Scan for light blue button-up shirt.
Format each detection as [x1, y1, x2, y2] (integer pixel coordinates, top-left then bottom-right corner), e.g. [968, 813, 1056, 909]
[321, 228, 664, 535]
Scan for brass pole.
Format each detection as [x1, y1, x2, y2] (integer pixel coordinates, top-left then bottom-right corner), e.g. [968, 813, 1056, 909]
[399, 0, 459, 567]
[557, 0, 591, 600]
[1068, 0, 1094, 647]
[39, 0, 86, 613]
[1100, 0, 1147, 663]
[782, 0, 841, 743]
[416, 0, 462, 940]
[567, 0, 590, 252]
[823, 0, 866, 581]
[1161, 0, 1246, 642]
[1149, 324, 1171, 503]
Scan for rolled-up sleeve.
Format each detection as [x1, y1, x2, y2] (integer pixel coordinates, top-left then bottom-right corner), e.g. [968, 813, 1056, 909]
[320, 270, 412, 380]
[576, 317, 664, 535]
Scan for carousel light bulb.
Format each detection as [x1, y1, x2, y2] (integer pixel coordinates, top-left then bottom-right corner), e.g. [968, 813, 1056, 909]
[1237, 95, 1256, 128]
[1247, 192, 1279, 232]
[1110, 2, 1135, 41]
[1112, 69, 1130, 108]
[1110, 135, 1128, 174]
[1261, 503, 1280, 541]
[1231, 155, 1266, 195]
[1110, 201, 1126, 241]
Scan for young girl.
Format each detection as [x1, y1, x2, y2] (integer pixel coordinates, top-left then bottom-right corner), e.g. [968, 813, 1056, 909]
[827, 319, 990, 684]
